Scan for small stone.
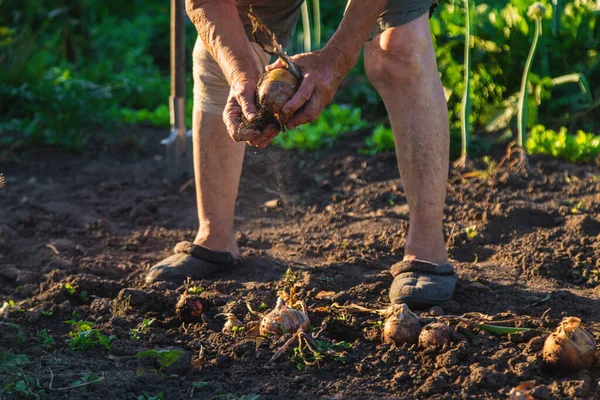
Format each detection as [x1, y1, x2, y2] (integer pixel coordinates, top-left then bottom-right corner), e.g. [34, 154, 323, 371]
[263, 199, 280, 209]
[427, 306, 444, 316]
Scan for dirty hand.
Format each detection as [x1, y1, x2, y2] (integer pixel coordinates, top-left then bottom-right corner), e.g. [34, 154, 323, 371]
[266, 48, 350, 131]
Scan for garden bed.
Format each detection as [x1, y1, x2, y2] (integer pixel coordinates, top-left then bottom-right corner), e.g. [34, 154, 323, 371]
[1, 127, 600, 399]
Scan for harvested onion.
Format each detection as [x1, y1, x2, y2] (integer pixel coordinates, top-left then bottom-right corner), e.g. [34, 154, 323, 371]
[216, 313, 244, 334]
[419, 323, 454, 349]
[236, 68, 299, 140]
[542, 317, 597, 372]
[175, 293, 206, 322]
[382, 304, 421, 346]
[259, 297, 309, 336]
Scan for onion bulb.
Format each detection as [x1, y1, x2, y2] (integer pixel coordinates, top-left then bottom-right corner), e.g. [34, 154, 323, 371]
[382, 304, 421, 346]
[419, 323, 454, 349]
[216, 313, 244, 334]
[542, 317, 597, 372]
[175, 293, 206, 322]
[259, 297, 309, 336]
[236, 68, 299, 140]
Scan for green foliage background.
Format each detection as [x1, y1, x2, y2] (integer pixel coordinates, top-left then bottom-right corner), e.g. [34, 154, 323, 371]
[0, 0, 598, 157]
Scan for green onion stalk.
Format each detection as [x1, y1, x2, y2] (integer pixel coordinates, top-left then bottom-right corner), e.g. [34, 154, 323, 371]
[518, 3, 546, 150]
[312, 0, 321, 48]
[301, 1, 311, 52]
[455, 0, 472, 170]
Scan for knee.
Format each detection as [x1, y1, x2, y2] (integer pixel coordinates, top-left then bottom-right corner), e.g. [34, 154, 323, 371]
[365, 24, 435, 89]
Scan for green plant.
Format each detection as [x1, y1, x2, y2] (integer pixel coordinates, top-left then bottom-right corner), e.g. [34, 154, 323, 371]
[273, 104, 368, 151]
[0, 352, 42, 399]
[138, 393, 164, 400]
[64, 283, 76, 296]
[71, 373, 103, 389]
[518, 3, 546, 150]
[188, 285, 205, 295]
[290, 339, 352, 371]
[525, 125, 600, 162]
[1, 322, 26, 342]
[455, 0, 473, 169]
[65, 320, 114, 351]
[129, 318, 155, 341]
[135, 349, 183, 373]
[36, 329, 55, 350]
[363, 125, 395, 153]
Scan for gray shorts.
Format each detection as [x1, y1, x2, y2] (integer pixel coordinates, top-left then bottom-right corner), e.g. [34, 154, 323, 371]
[194, 0, 437, 115]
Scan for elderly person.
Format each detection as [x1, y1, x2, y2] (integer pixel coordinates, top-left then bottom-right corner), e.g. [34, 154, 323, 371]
[146, 0, 457, 308]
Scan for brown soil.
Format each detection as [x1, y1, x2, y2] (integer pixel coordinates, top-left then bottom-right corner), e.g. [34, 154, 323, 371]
[1, 128, 600, 399]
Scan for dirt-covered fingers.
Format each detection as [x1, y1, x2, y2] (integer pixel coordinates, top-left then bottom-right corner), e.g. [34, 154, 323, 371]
[246, 125, 279, 148]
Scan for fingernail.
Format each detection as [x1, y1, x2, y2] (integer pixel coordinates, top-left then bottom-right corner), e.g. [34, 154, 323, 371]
[248, 113, 257, 121]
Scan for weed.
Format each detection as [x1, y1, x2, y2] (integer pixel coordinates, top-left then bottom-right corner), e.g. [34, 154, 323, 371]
[188, 286, 205, 295]
[138, 393, 164, 400]
[64, 283, 76, 296]
[257, 302, 268, 312]
[570, 200, 585, 214]
[65, 320, 114, 351]
[463, 225, 478, 240]
[36, 329, 55, 350]
[135, 349, 183, 373]
[290, 338, 352, 371]
[71, 373, 102, 390]
[129, 318, 155, 341]
[41, 311, 52, 317]
[0, 352, 42, 399]
[368, 320, 384, 330]
[1, 321, 26, 342]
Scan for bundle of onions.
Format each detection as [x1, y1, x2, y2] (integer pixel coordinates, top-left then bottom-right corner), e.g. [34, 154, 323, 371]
[542, 317, 598, 372]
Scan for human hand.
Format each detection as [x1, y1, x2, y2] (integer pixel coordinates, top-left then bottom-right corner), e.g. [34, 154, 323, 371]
[266, 48, 351, 131]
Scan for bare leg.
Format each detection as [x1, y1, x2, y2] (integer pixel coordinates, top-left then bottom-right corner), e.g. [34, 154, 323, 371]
[192, 109, 244, 259]
[364, 14, 449, 265]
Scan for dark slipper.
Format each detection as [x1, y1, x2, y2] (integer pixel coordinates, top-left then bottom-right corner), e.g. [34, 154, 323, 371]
[389, 259, 457, 309]
[145, 241, 236, 283]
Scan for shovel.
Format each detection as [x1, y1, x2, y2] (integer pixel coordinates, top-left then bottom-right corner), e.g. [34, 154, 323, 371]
[162, 0, 193, 181]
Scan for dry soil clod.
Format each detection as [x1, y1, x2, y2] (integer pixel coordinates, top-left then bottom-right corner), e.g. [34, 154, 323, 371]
[542, 317, 597, 373]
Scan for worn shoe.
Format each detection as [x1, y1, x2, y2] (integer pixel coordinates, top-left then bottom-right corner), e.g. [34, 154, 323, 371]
[145, 241, 236, 283]
[389, 259, 457, 309]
